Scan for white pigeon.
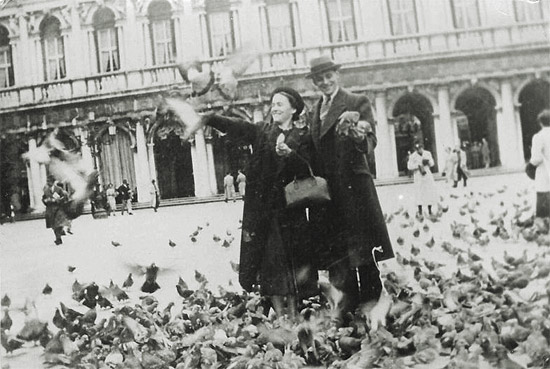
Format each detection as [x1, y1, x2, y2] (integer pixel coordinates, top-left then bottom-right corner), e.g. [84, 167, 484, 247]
[164, 98, 203, 140]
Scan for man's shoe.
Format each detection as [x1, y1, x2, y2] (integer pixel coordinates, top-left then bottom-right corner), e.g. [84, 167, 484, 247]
[129, 213, 133, 215]
[54, 239, 62, 245]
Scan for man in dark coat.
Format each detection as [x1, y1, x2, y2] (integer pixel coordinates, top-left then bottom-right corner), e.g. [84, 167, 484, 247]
[42, 175, 69, 245]
[306, 56, 394, 325]
[117, 179, 133, 215]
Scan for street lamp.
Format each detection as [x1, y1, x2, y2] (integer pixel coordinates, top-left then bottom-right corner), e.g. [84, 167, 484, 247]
[108, 121, 117, 136]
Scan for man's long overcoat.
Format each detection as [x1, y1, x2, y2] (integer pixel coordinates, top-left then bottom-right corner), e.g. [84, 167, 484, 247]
[308, 88, 394, 268]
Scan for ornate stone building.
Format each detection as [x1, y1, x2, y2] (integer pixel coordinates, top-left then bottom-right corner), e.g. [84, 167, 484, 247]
[0, 0, 549, 214]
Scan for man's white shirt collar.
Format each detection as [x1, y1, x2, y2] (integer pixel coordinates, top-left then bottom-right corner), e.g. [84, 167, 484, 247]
[324, 87, 339, 104]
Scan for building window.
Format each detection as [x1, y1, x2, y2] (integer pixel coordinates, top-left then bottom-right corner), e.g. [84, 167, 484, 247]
[265, 2, 296, 49]
[324, 0, 357, 42]
[148, 1, 176, 65]
[450, 0, 481, 29]
[208, 11, 234, 57]
[93, 8, 120, 73]
[514, 0, 543, 22]
[0, 26, 14, 88]
[387, 0, 418, 35]
[41, 17, 66, 81]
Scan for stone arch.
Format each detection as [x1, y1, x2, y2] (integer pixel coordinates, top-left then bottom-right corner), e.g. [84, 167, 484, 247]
[136, 0, 181, 16]
[93, 7, 117, 28]
[84, 4, 125, 26]
[514, 76, 550, 106]
[450, 81, 502, 112]
[391, 92, 438, 174]
[518, 78, 550, 160]
[387, 88, 439, 118]
[93, 122, 136, 147]
[454, 86, 499, 168]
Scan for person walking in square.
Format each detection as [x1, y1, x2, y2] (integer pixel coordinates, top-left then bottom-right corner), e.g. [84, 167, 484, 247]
[305, 55, 394, 327]
[42, 175, 69, 245]
[407, 143, 437, 216]
[117, 179, 133, 215]
[150, 179, 160, 212]
[452, 144, 469, 188]
[236, 169, 247, 198]
[223, 172, 236, 203]
[105, 183, 116, 216]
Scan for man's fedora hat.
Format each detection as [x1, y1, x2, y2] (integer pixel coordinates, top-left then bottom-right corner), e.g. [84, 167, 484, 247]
[306, 55, 341, 78]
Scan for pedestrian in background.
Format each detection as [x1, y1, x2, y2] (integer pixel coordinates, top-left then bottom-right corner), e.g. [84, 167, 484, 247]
[442, 147, 455, 182]
[223, 172, 236, 203]
[150, 179, 160, 212]
[57, 181, 73, 234]
[452, 144, 469, 188]
[42, 175, 69, 245]
[105, 183, 116, 216]
[529, 110, 550, 219]
[481, 138, 490, 168]
[407, 143, 437, 216]
[117, 179, 133, 215]
[236, 169, 247, 198]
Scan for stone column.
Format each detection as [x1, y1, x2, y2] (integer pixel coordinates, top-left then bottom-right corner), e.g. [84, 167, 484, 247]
[435, 86, 455, 167]
[190, 128, 212, 197]
[147, 143, 158, 184]
[134, 121, 151, 202]
[17, 15, 31, 85]
[26, 163, 35, 210]
[501, 79, 523, 168]
[205, 141, 218, 195]
[28, 138, 45, 211]
[374, 92, 398, 178]
[514, 105, 526, 163]
[124, 0, 139, 69]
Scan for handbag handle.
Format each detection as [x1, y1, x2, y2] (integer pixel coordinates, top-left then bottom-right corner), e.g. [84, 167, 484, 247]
[291, 151, 316, 178]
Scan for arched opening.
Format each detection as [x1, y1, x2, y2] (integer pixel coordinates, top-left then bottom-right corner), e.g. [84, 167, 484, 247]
[96, 126, 136, 196]
[153, 121, 195, 199]
[40, 16, 66, 81]
[519, 79, 550, 161]
[148, 0, 175, 65]
[0, 136, 30, 218]
[455, 87, 499, 169]
[392, 93, 437, 175]
[93, 7, 120, 73]
[0, 25, 14, 88]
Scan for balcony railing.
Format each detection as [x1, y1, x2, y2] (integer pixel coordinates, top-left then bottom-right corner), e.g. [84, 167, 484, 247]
[1, 21, 547, 111]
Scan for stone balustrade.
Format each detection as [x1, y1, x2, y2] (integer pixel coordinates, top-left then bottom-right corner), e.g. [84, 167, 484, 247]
[1, 21, 547, 111]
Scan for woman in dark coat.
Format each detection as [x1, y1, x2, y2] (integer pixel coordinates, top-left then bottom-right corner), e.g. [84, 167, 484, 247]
[42, 175, 69, 245]
[194, 87, 317, 319]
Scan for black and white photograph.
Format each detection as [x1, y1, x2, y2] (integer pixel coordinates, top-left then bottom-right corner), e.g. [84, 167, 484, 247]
[0, 0, 549, 368]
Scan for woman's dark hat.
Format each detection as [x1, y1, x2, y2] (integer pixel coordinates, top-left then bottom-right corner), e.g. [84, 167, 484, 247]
[271, 87, 305, 120]
[306, 55, 341, 78]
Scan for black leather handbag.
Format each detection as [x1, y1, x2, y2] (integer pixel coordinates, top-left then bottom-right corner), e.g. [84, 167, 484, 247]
[284, 154, 331, 208]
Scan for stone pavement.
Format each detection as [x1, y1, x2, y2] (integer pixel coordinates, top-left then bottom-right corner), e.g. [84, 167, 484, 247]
[0, 172, 535, 368]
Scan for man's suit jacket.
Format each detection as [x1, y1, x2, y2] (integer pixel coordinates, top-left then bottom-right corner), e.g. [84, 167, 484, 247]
[310, 88, 377, 177]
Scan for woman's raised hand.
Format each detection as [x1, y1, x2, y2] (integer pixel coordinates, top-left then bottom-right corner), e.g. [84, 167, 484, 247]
[164, 98, 203, 140]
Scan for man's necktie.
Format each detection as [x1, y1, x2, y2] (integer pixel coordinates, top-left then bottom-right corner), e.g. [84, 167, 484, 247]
[320, 95, 331, 122]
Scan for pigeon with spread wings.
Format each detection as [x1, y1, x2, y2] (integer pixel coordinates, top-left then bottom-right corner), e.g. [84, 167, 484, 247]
[22, 129, 98, 219]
